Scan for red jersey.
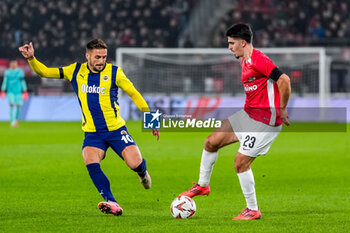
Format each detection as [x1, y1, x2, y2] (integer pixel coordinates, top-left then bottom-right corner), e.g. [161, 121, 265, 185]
[241, 49, 282, 126]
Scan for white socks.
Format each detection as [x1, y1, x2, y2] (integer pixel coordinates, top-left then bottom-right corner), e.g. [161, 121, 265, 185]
[198, 149, 218, 187]
[197, 150, 258, 211]
[237, 169, 258, 211]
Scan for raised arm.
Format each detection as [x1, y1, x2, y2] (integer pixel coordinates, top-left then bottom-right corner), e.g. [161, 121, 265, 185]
[19, 42, 61, 79]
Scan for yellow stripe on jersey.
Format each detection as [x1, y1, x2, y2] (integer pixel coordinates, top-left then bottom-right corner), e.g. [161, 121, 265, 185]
[62, 63, 77, 81]
[98, 64, 125, 131]
[75, 64, 95, 131]
[72, 63, 111, 132]
[64, 62, 133, 132]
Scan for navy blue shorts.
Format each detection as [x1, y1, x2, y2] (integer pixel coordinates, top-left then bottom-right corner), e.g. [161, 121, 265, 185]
[82, 126, 136, 159]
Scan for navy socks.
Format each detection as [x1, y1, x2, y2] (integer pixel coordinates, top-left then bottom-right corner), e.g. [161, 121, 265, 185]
[86, 163, 116, 203]
[132, 158, 147, 178]
[86, 159, 147, 202]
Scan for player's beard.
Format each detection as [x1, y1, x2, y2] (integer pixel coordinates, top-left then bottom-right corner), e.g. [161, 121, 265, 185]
[92, 63, 106, 72]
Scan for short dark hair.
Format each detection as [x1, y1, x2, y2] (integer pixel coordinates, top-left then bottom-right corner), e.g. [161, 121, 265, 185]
[226, 23, 253, 43]
[86, 39, 108, 51]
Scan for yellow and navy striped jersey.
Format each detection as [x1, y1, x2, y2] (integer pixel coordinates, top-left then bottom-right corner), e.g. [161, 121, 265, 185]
[28, 58, 149, 132]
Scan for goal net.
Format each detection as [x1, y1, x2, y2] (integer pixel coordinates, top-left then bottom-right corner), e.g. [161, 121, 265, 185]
[116, 48, 330, 107]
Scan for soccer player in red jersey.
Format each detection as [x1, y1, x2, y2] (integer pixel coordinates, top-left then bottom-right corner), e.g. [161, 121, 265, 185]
[179, 23, 291, 220]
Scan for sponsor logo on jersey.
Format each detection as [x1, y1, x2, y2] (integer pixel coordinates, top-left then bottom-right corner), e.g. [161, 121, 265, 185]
[244, 85, 257, 92]
[121, 130, 127, 135]
[248, 77, 256, 82]
[81, 84, 105, 95]
[102, 75, 109, 81]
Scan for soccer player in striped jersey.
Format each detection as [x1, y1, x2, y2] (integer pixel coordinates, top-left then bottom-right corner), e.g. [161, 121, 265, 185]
[19, 39, 159, 216]
[179, 23, 291, 220]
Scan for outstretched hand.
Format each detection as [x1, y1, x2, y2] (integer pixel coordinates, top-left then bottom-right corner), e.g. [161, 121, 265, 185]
[280, 108, 290, 126]
[18, 42, 34, 60]
[152, 129, 160, 141]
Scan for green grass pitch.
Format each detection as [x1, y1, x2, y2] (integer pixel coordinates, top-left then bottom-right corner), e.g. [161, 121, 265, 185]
[1, 121, 349, 233]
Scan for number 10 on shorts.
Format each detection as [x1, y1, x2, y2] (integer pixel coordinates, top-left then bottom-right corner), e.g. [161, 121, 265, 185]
[121, 134, 134, 144]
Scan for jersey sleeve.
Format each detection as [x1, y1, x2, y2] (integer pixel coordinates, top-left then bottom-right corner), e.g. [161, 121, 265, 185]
[62, 63, 77, 81]
[253, 54, 277, 78]
[28, 57, 61, 79]
[19, 69, 25, 79]
[20, 70, 27, 92]
[116, 67, 150, 112]
[115, 67, 133, 90]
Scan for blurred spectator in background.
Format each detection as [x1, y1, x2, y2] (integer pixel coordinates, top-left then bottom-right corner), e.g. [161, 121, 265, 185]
[212, 0, 350, 48]
[172, 0, 190, 30]
[0, 60, 28, 127]
[0, 0, 196, 66]
[1, 0, 350, 94]
[2, 0, 350, 64]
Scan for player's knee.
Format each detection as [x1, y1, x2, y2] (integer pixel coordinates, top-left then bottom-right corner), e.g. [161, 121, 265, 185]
[234, 159, 248, 173]
[127, 158, 142, 170]
[82, 154, 95, 165]
[234, 161, 242, 173]
[83, 156, 99, 166]
[82, 147, 104, 165]
[204, 135, 219, 152]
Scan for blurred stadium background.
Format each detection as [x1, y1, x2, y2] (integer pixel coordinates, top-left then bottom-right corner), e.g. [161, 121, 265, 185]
[1, 1, 350, 232]
[0, 0, 349, 123]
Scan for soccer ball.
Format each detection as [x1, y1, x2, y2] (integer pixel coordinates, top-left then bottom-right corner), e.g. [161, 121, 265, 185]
[170, 196, 196, 219]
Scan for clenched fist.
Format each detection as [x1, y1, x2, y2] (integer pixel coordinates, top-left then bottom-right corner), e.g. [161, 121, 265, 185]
[19, 42, 35, 60]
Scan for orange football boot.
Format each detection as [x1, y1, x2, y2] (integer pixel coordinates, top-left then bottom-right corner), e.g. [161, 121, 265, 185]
[233, 208, 261, 220]
[179, 182, 211, 198]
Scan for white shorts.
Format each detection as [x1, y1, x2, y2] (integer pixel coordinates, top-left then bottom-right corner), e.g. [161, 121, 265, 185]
[228, 110, 282, 157]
